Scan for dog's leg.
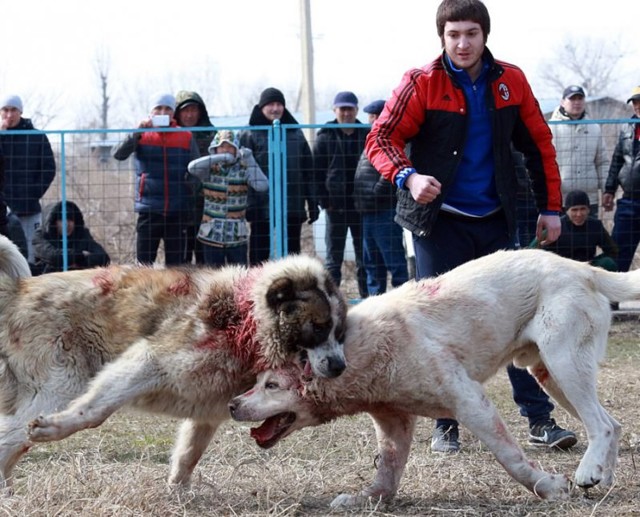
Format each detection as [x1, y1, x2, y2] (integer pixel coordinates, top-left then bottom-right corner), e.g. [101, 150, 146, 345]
[0, 415, 31, 492]
[28, 341, 160, 442]
[168, 418, 221, 486]
[331, 411, 416, 508]
[535, 343, 621, 489]
[449, 371, 571, 500]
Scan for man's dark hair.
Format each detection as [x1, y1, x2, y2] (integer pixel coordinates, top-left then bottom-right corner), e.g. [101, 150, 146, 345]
[436, 0, 491, 46]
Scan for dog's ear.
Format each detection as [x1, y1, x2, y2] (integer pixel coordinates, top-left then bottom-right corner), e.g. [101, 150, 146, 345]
[266, 277, 297, 311]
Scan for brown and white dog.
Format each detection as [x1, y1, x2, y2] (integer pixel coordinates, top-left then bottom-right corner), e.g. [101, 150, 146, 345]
[229, 249, 637, 507]
[0, 235, 347, 490]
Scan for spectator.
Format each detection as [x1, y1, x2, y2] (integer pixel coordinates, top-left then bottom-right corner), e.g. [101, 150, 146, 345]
[0, 94, 56, 263]
[314, 91, 369, 298]
[549, 85, 608, 215]
[240, 87, 318, 263]
[33, 200, 110, 274]
[602, 86, 640, 272]
[530, 189, 618, 271]
[354, 100, 408, 295]
[112, 92, 200, 266]
[365, 0, 576, 453]
[187, 130, 268, 267]
[174, 90, 216, 265]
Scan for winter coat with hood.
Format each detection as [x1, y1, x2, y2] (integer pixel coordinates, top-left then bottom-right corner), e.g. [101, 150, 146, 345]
[33, 200, 110, 273]
[174, 91, 216, 157]
[0, 117, 56, 216]
[549, 106, 608, 206]
[239, 107, 317, 222]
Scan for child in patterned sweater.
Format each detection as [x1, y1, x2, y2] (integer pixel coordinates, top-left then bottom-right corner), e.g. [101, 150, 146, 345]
[187, 130, 268, 266]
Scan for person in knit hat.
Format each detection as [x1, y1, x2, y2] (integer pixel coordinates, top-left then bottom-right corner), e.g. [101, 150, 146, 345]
[112, 91, 200, 266]
[174, 90, 217, 265]
[239, 87, 318, 262]
[187, 129, 268, 266]
[0, 93, 56, 264]
[530, 189, 618, 271]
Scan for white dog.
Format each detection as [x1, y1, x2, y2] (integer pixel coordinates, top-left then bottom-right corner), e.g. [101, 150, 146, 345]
[0, 235, 347, 490]
[229, 249, 636, 507]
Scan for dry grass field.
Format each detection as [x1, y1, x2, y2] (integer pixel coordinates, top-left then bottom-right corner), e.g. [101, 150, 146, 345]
[0, 320, 638, 516]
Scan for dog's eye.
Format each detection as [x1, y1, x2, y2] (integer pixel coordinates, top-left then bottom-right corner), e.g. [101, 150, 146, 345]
[266, 382, 279, 390]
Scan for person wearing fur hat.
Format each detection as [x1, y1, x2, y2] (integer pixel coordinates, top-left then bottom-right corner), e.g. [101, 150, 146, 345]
[530, 189, 618, 271]
[174, 90, 217, 265]
[112, 92, 200, 266]
[239, 87, 318, 263]
[187, 130, 268, 266]
[0, 94, 56, 264]
[602, 85, 640, 271]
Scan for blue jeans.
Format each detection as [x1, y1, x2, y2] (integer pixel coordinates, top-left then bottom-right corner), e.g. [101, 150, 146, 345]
[413, 211, 554, 430]
[202, 243, 248, 267]
[611, 197, 640, 272]
[362, 209, 409, 295]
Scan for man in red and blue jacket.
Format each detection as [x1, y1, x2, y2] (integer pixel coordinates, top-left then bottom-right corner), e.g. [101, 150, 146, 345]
[113, 93, 200, 266]
[366, 0, 574, 454]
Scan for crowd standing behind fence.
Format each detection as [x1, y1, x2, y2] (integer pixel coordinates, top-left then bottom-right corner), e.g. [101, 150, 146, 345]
[1, 90, 639, 279]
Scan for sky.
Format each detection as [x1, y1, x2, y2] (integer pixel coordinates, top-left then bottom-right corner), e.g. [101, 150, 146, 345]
[2, 0, 639, 129]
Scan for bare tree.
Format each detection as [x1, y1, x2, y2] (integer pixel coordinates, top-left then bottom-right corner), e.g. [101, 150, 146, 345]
[537, 36, 626, 98]
[94, 47, 110, 134]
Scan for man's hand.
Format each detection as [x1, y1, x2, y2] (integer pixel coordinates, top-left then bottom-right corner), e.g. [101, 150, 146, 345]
[405, 174, 442, 205]
[536, 214, 561, 245]
[602, 193, 615, 212]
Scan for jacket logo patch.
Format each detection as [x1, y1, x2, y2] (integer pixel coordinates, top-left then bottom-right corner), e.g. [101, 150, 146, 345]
[443, 94, 452, 101]
[498, 83, 510, 101]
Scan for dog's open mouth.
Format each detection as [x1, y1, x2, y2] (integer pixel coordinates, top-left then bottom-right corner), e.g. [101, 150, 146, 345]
[250, 412, 296, 449]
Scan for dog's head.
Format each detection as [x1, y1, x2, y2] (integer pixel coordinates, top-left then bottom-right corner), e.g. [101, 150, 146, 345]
[253, 255, 347, 378]
[228, 368, 326, 448]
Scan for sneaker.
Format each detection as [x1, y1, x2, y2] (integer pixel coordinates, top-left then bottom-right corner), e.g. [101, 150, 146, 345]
[528, 419, 577, 449]
[430, 424, 460, 453]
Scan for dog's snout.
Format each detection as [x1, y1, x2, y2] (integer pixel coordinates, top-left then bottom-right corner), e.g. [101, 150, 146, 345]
[228, 399, 239, 416]
[325, 355, 346, 378]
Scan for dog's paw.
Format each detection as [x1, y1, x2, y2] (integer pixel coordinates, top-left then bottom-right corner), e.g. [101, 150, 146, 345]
[27, 416, 56, 442]
[330, 493, 384, 509]
[533, 473, 572, 500]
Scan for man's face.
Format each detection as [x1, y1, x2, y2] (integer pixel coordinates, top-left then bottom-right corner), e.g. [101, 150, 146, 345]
[334, 106, 358, 125]
[443, 20, 485, 76]
[214, 142, 237, 156]
[632, 99, 640, 118]
[0, 106, 22, 129]
[261, 101, 285, 122]
[566, 205, 589, 226]
[176, 104, 200, 127]
[561, 95, 586, 119]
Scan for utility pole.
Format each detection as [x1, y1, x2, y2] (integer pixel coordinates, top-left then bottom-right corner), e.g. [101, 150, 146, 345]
[299, 0, 316, 140]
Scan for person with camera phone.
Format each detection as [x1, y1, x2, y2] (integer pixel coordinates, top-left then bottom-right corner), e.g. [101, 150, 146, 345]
[112, 92, 200, 266]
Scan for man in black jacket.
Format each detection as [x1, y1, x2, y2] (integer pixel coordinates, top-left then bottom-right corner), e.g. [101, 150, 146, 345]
[314, 91, 369, 298]
[0, 94, 56, 263]
[240, 87, 318, 262]
[354, 100, 408, 295]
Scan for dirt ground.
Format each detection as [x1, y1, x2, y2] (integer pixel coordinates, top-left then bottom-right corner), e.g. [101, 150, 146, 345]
[1, 320, 638, 516]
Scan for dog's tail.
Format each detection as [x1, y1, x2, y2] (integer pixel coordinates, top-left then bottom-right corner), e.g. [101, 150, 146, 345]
[0, 235, 31, 279]
[593, 267, 640, 302]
